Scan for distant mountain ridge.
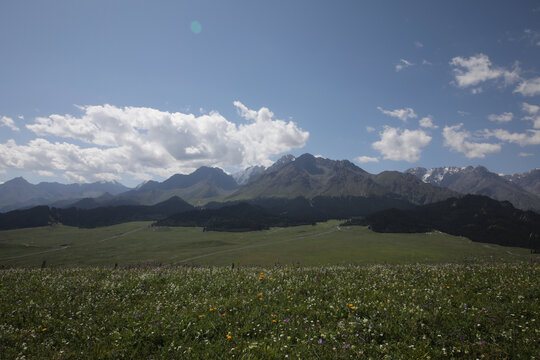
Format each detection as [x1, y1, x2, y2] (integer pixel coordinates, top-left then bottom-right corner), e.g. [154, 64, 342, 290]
[406, 166, 540, 212]
[115, 166, 239, 206]
[0, 177, 130, 212]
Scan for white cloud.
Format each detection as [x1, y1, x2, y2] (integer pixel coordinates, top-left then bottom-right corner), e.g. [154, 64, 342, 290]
[419, 116, 438, 129]
[449, 53, 520, 90]
[483, 129, 540, 146]
[1, 102, 309, 182]
[514, 77, 540, 96]
[522, 102, 540, 114]
[442, 124, 501, 158]
[414, 41, 424, 48]
[37, 170, 54, 177]
[488, 112, 514, 123]
[372, 126, 431, 162]
[422, 59, 432, 65]
[0, 116, 20, 131]
[521, 102, 540, 128]
[395, 59, 414, 72]
[366, 126, 375, 133]
[471, 87, 483, 94]
[355, 156, 379, 164]
[519, 152, 534, 157]
[457, 110, 470, 117]
[17, 115, 24, 120]
[377, 106, 417, 122]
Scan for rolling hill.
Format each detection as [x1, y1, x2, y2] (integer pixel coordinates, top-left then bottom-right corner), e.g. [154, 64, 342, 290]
[358, 194, 540, 249]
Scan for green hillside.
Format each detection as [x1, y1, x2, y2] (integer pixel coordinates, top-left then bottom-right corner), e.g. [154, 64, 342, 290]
[0, 221, 532, 268]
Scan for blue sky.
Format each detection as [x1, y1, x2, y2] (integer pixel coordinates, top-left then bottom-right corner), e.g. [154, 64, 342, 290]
[0, 1, 539, 186]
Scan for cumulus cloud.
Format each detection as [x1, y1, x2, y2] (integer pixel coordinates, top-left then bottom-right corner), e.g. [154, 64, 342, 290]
[355, 156, 379, 164]
[377, 106, 417, 122]
[372, 126, 431, 162]
[0, 116, 20, 131]
[483, 129, 540, 146]
[1, 102, 309, 182]
[442, 124, 501, 158]
[521, 102, 540, 128]
[395, 59, 414, 72]
[419, 116, 438, 129]
[449, 53, 520, 90]
[488, 112, 514, 123]
[514, 77, 540, 96]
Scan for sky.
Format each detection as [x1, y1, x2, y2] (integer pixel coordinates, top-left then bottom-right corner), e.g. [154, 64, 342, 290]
[0, 1, 539, 187]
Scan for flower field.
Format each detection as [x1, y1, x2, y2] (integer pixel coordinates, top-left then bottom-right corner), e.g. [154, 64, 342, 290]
[1, 263, 538, 359]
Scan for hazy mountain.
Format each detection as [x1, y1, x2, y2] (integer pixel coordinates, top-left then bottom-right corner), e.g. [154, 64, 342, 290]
[115, 166, 239, 206]
[359, 195, 540, 250]
[406, 166, 540, 212]
[503, 169, 540, 197]
[229, 153, 456, 205]
[232, 165, 266, 185]
[0, 177, 130, 212]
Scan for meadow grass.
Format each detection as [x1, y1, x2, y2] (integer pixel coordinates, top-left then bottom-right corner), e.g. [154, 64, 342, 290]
[0, 263, 538, 359]
[0, 221, 532, 268]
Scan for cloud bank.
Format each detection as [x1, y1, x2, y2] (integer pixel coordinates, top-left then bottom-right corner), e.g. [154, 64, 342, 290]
[0, 102, 309, 182]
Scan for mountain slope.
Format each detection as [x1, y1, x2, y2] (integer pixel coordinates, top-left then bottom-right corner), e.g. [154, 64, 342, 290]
[406, 166, 540, 211]
[229, 153, 456, 205]
[504, 169, 540, 197]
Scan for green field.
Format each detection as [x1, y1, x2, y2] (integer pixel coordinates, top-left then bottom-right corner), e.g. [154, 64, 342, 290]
[0, 221, 533, 268]
[1, 264, 538, 358]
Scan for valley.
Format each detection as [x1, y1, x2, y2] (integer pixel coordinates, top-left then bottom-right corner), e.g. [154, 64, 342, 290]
[0, 221, 532, 268]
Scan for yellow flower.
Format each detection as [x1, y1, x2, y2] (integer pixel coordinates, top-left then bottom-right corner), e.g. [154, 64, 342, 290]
[198, 315, 204, 318]
[42, 328, 47, 331]
[257, 293, 263, 296]
[226, 334, 232, 339]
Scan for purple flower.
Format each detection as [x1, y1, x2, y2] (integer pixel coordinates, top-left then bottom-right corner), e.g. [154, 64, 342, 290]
[318, 338, 323, 344]
[284, 318, 290, 323]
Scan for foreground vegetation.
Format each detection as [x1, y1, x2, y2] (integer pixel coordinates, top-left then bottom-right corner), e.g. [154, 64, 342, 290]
[1, 263, 538, 358]
[0, 221, 533, 268]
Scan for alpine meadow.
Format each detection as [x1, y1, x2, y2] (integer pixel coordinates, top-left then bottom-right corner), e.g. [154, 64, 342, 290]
[0, 1, 539, 359]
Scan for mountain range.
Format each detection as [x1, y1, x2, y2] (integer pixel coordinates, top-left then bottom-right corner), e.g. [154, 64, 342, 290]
[406, 166, 540, 211]
[1, 154, 538, 213]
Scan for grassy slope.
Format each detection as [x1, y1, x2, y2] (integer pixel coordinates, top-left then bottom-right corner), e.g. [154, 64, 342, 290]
[0, 221, 532, 268]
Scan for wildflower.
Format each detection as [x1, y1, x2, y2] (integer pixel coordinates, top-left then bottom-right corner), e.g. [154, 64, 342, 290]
[42, 328, 47, 332]
[198, 315, 204, 318]
[226, 334, 232, 339]
[318, 338, 323, 344]
[446, 286, 450, 289]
